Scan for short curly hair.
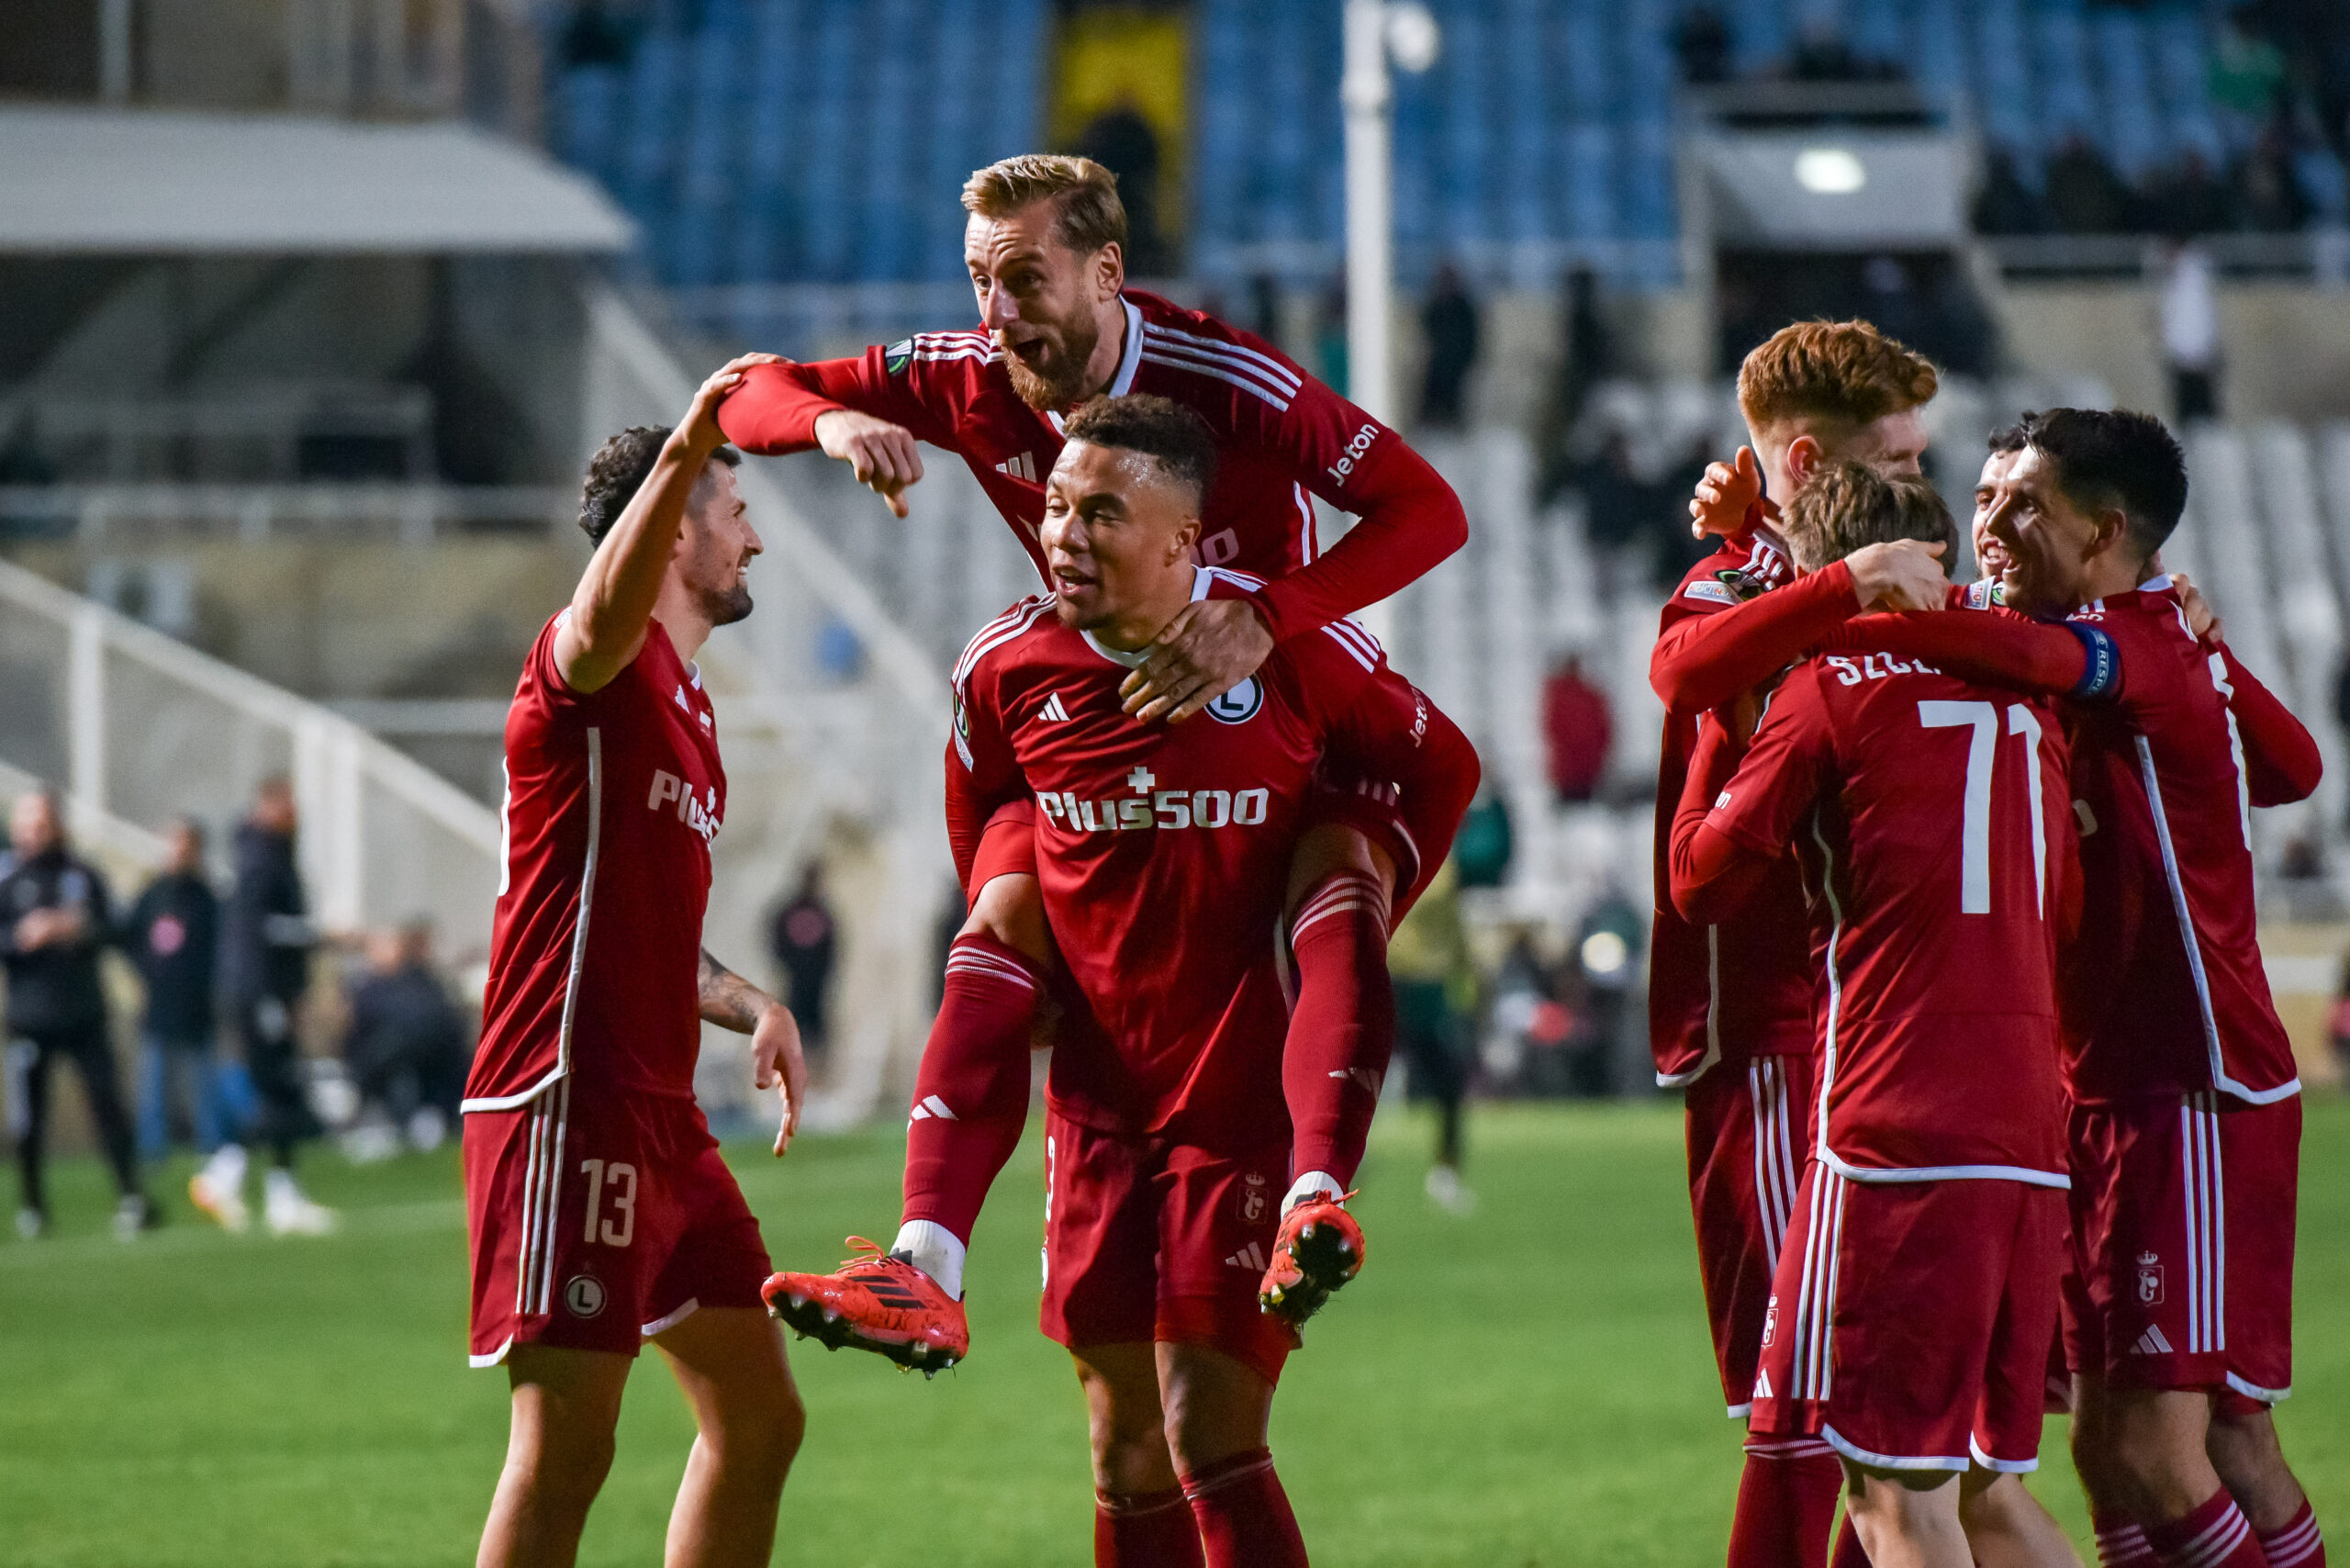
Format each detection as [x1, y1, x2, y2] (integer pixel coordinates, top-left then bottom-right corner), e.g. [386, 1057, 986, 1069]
[1782, 460, 1957, 575]
[577, 426, 741, 547]
[1737, 319, 1940, 436]
[1061, 394, 1218, 507]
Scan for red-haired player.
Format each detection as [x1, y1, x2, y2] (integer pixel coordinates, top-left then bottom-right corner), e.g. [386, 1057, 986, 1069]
[778, 397, 1475, 1567]
[722, 154, 1467, 1344]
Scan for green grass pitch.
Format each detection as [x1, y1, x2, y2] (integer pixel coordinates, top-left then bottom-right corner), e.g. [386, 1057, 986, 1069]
[3, 1097, 2345, 1566]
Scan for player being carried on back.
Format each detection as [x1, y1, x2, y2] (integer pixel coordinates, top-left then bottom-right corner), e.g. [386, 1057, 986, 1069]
[1671, 463, 2083, 1568]
[722, 155, 1471, 1354]
[776, 396, 1473, 1565]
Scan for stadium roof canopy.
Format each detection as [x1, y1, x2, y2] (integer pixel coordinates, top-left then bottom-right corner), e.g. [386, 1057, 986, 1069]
[0, 107, 634, 255]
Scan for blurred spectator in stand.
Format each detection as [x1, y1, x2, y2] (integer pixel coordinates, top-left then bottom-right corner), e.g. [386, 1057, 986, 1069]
[127, 817, 223, 1160]
[2209, 8, 2290, 126]
[767, 866, 838, 1063]
[557, 0, 633, 67]
[1452, 788, 1514, 890]
[1973, 145, 2048, 235]
[1247, 273, 1283, 348]
[1784, 22, 1899, 83]
[1315, 270, 1349, 396]
[1075, 100, 1170, 274]
[2046, 133, 2136, 233]
[1573, 886, 1646, 1096]
[2160, 241, 2224, 421]
[1387, 859, 1476, 1212]
[1862, 255, 1932, 360]
[1418, 262, 1482, 429]
[341, 921, 469, 1159]
[2329, 954, 2350, 1082]
[1542, 654, 1615, 803]
[2232, 127, 2313, 231]
[3, 789, 155, 1238]
[2149, 150, 2233, 237]
[195, 777, 334, 1237]
[1538, 267, 1617, 503]
[1672, 5, 1733, 84]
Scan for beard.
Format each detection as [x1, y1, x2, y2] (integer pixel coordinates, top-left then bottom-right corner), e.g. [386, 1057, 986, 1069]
[704, 582, 755, 627]
[1002, 313, 1102, 411]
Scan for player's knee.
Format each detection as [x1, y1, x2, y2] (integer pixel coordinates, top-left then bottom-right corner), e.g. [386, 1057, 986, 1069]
[715, 1390, 804, 1481]
[1285, 823, 1393, 918]
[961, 873, 1053, 969]
[509, 1422, 617, 1512]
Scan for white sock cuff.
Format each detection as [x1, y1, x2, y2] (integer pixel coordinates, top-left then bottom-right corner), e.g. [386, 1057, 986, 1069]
[891, 1219, 968, 1300]
[1281, 1171, 1344, 1216]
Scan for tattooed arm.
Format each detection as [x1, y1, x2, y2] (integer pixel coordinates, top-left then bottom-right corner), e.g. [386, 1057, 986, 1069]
[699, 948, 808, 1156]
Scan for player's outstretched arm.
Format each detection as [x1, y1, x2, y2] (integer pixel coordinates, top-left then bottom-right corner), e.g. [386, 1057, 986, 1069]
[698, 948, 807, 1156]
[718, 358, 927, 518]
[556, 353, 777, 693]
[1822, 613, 2114, 701]
[2215, 643, 2322, 806]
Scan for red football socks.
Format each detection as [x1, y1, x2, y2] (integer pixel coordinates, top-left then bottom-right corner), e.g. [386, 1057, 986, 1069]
[899, 933, 1044, 1245]
[2257, 1502, 2324, 1568]
[1727, 1440, 1842, 1568]
[2147, 1491, 2270, 1568]
[1095, 1486, 1204, 1568]
[2096, 1512, 2160, 1568]
[1181, 1449, 1308, 1568]
[1281, 870, 1394, 1184]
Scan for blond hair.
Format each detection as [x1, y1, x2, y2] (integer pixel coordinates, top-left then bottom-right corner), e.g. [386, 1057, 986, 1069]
[1782, 461, 1956, 574]
[961, 154, 1127, 255]
[1737, 319, 1939, 436]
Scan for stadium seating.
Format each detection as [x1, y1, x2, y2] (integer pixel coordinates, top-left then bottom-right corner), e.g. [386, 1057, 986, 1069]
[548, 1, 2338, 292]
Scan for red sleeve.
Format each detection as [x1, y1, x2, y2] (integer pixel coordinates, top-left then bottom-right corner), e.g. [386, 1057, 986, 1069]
[1668, 671, 1831, 925]
[1650, 561, 1859, 713]
[1820, 611, 2105, 700]
[1314, 645, 1481, 916]
[944, 662, 1027, 890]
[1223, 353, 1467, 640]
[716, 348, 955, 454]
[2216, 642, 2322, 807]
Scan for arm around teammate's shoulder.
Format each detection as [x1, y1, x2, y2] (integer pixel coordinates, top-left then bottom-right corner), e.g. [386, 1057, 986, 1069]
[556, 354, 773, 694]
[2216, 642, 2322, 806]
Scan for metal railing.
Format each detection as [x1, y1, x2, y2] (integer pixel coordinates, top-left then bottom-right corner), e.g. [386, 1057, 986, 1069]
[0, 484, 574, 544]
[0, 556, 500, 952]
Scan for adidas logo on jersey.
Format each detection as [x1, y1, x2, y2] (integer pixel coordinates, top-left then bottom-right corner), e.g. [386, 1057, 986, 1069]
[1225, 1242, 1269, 1271]
[1033, 692, 1072, 723]
[2129, 1325, 2176, 1356]
[994, 452, 1039, 483]
[1752, 1370, 1774, 1399]
[908, 1095, 958, 1124]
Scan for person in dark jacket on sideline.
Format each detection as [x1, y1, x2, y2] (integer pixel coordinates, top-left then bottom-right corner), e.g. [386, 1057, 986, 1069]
[342, 920, 469, 1153]
[190, 777, 335, 1237]
[1, 788, 154, 1238]
[126, 817, 223, 1159]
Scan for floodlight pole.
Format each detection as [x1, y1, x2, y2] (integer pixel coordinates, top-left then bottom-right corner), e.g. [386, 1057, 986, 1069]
[1341, 0, 1397, 430]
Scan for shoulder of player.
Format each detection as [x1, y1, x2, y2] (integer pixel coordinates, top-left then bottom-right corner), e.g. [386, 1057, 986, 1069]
[1129, 294, 1305, 415]
[880, 330, 1003, 400]
[1273, 615, 1388, 699]
[950, 593, 1062, 692]
[1666, 529, 1786, 615]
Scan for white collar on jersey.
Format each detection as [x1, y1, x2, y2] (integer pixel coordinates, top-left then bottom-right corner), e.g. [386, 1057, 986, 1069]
[2138, 573, 2173, 592]
[1044, 297, 1146, 437]
[1079, 563, 1210, 666]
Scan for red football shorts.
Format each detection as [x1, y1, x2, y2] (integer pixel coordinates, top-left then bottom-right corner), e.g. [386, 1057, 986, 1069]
[968, 773, 1423, 913]
[1038, 1111, 1300, 1385]
[1684, 1053, 1815, 1417]
[2063, 1091, 2299, 1403]
[464, 1077, 771, 1365]
[1752, 1166, 2064, 1473]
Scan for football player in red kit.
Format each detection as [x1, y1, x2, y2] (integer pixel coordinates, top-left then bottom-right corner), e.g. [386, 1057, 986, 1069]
[1672, 465, 2080, 1568]
[1648, 320, 1961, 1568]
[723, 154, 1468, 1339]
[464, 357, 811, 1568]
[787, 396, 1475, 1568]
[1818, 411, 2326, 1568]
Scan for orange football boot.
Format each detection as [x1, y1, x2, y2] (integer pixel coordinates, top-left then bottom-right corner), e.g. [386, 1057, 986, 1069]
[1258, 1193, 1365, 1328]
[763, 1238, 969, 1375]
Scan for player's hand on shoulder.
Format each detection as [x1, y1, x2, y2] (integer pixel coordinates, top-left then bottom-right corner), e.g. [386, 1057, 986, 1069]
[813, 409, 924, 518]
[2170, 570, 2222, 643]
[686, 353, 784, 450]
[1120, 598, 1276, 723]
[1845, 538, 1948, 612]
[1689, 445, 1769, 540]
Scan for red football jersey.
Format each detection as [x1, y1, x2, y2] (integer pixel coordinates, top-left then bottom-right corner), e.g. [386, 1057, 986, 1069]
[465, 616, 724, 1108]
[716, 289, 1464, 643]
[1649, 526, 1816, 1086]
[2058, 580, 2303, 1106]
[947, 569, 1469, 1147]
[1700, 654, 2073, 1185]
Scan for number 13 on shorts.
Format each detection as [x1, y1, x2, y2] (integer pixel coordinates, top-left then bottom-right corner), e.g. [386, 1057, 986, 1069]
[580, 1158, 638, 1248]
